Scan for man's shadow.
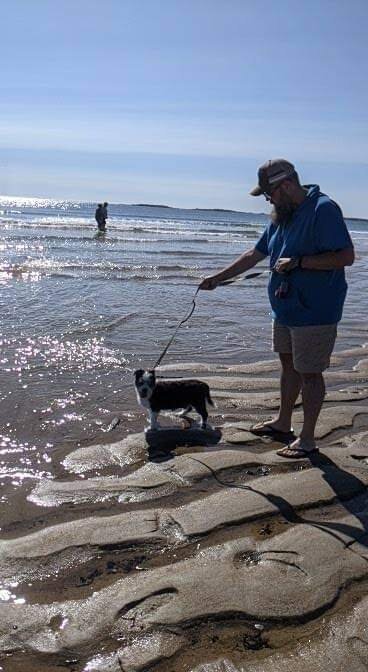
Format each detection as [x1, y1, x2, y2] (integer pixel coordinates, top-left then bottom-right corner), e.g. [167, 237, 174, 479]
[306, 450, 368, 549]
[187, 449, 368, 554]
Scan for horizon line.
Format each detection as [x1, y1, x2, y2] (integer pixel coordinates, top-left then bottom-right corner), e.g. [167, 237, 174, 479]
[0, 193, 367, 222]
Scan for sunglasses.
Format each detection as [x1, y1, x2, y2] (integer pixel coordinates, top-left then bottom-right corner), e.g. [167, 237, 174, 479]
[263, 179, 286, 201]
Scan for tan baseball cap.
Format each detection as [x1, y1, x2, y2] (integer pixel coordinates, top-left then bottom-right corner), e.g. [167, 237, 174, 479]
[250, 159, 296, 196]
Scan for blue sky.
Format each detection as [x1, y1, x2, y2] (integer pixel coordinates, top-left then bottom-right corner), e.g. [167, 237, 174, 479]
[1, 0, 367, 216]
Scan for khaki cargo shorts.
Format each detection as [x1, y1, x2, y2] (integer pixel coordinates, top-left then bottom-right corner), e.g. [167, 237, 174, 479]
[272, 321, 337, 373]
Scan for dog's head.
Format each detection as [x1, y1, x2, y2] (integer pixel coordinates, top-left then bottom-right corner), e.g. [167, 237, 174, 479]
[134, 369, 156, 400]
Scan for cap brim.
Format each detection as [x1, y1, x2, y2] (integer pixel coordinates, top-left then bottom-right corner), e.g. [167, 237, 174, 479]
[249, 185, 263, 196]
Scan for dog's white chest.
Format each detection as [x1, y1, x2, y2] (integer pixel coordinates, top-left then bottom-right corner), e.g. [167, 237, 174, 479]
[135, 391, 151, 409]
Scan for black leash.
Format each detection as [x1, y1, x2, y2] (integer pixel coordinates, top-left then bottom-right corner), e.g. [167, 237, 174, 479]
[152, 268, 270, 370]
[152, 287, 200, 369]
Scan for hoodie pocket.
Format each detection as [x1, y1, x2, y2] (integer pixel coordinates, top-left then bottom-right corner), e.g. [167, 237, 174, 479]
[270, 283, 311, 323]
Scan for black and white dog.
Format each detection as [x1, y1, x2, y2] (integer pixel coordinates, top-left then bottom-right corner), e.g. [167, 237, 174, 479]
[134, 369, 214, 430]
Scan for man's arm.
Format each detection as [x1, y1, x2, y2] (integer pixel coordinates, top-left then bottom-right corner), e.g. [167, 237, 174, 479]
[276, 198, 355, 273]
[299, 247, 354, 270]
[199, 247, 266, 290]
[275, 247, 355, 273]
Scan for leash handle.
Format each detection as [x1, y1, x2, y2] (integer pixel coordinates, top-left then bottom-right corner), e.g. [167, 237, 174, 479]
[219, 269, 270, 286]
[152, 287, 200, 369]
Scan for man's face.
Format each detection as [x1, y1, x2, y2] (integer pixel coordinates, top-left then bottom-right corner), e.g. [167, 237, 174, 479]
[268, 183, 296, 225]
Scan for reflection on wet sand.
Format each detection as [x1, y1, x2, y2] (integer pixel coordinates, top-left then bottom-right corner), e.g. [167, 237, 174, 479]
[1, 339, 368, 671]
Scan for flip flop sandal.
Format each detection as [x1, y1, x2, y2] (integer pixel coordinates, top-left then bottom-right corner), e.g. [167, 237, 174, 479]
[276, 446, 319, 459]
[250, 423, 295, 441]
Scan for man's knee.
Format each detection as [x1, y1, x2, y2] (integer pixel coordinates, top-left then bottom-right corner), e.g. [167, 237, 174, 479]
[279, 352, 296, 371]
[299, 372, 325, 392]
[300, 372, 323, 382]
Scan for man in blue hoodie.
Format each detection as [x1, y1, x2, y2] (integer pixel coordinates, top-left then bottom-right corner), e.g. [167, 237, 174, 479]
[199, 159, 354, 458]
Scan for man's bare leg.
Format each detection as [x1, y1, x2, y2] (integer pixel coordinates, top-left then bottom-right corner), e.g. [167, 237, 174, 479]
[277, 372, 325, 456]
[299, 372, 325, 443]
[255, 353, 301, 432]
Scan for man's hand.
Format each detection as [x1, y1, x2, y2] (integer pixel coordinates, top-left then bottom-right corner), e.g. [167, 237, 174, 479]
[198, 276, 220, 290]
[274, 257, 300, 273]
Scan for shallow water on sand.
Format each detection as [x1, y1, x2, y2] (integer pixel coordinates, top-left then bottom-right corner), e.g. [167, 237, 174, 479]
[0, 196, 367, 503]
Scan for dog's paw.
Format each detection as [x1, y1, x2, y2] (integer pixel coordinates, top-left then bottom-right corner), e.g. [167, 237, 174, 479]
[177, 407, 192, 418]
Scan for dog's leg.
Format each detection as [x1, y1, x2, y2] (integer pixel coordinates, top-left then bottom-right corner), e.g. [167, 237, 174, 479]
[177, 405, 192, 417]
[149, 410, 160, 431]
[195, 400, 208, 429]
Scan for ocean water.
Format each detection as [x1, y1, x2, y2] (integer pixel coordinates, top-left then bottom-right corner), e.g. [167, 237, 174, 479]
[0, 195, 367, 477]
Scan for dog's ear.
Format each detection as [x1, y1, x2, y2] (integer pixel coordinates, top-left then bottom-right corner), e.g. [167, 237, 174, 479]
[148, 369, 156, 383]
[134, 369, 144, 381]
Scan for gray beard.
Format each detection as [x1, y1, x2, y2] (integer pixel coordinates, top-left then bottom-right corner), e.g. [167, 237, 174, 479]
[271, 202, 296, 226]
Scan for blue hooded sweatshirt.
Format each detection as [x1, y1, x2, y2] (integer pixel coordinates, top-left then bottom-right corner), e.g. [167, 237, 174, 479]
[255, 185, 353, 326]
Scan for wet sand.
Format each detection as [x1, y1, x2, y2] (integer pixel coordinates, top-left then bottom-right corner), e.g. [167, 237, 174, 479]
[1, 339, 368, 671]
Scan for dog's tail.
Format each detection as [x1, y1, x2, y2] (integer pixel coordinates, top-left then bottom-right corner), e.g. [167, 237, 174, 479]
[206, 389, 215, 407]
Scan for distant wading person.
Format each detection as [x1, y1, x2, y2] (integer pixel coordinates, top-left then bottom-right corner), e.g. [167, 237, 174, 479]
[95, 203, 105, 233]
[199, 159, 355, 458]
[102, 202, 108, 231]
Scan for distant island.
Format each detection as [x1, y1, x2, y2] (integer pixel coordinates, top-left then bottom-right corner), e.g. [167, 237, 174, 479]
[132, 203, 246, 215]
[132, 203, 173, 208]
[130, 203, 367, 222]
[194, 207, 241, 214]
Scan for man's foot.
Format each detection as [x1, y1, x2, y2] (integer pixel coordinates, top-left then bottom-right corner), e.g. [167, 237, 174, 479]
[276, 438, 318, 459]
[250, 420, 295, 440]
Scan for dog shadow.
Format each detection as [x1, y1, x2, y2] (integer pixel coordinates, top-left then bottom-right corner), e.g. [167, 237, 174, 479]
[145, 416, 222, 462]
